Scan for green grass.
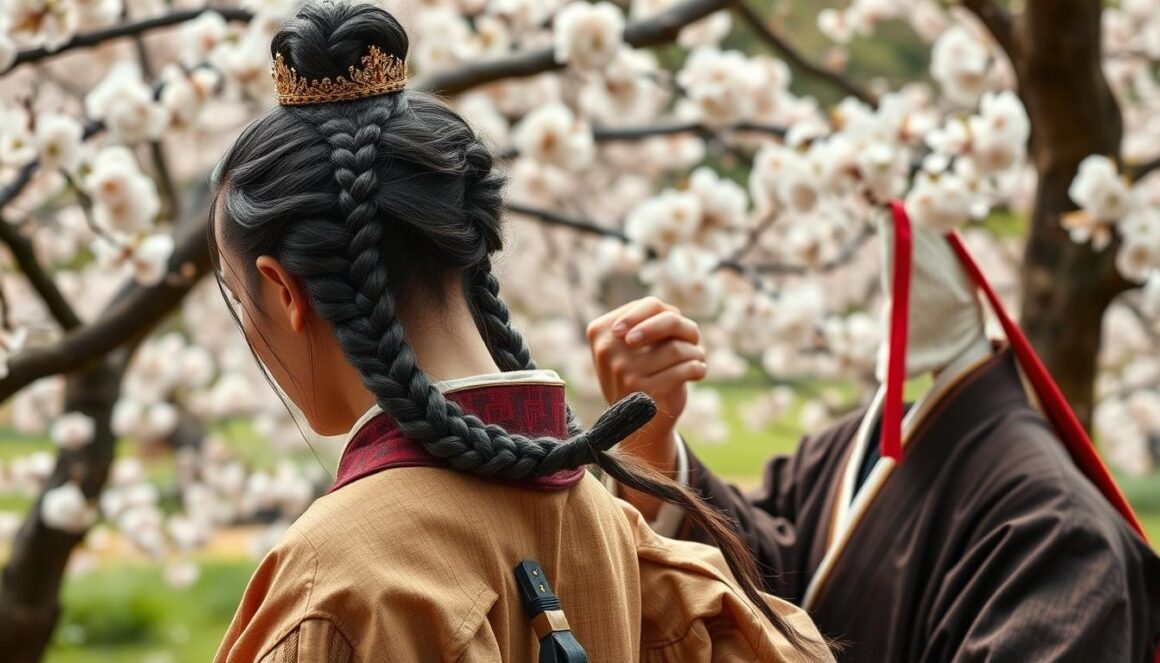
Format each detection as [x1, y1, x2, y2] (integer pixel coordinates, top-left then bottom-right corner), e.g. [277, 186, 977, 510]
[46, 560, 253, 663]
[684, 375, 932, 481]
[984, 209, 1030, 239]
[0, 430, 53, 459]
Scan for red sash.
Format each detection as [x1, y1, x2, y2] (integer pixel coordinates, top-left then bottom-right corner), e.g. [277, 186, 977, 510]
[883, 200, 1147, 541]
[330, 382, 586, 494]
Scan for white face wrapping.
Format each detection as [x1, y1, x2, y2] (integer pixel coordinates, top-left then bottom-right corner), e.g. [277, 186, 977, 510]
[874, 217, 988, 381]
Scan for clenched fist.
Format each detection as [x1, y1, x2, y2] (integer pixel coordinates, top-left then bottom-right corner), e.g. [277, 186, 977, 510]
[587, 297, 707, 518]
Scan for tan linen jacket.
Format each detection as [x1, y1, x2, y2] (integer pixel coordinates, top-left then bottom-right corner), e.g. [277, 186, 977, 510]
[213, 466, 830, 662]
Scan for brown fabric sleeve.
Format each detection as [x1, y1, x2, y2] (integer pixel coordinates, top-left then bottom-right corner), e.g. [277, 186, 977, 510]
[624, 502, 834, 662]
[922, 416, 1160, 662]
[257, 619, 354, 663]
[683, 447, 812, 601]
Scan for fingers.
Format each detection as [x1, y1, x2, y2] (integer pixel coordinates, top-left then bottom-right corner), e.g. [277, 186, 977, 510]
[609, 296, 678, 339]
[632, 359, 708, 397]
[612, 340, 705, 381]
[623, 310, 700, 348]
[587, 296, 703, 409]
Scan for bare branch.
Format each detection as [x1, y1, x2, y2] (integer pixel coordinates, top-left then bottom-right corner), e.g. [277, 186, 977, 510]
[1121, 299, 1160, 347]
[131, 35, 181, 220]
[733, 2, 877, 108]
[1127, 155, 1160, 183]
[0, 184, 212, 402]
[725, 225, 874, 276]
[500, 120, 787, 158]
[6, 8, 253, 72]
[0, 162, 39, 214]
[0, 278, 9, 330]
[960, 0, 1019, 62]
[0, 218, 82, 331]
[414, 0, 729, 95]
[595, 120, 787, 142]
[505, 203, 633, 243]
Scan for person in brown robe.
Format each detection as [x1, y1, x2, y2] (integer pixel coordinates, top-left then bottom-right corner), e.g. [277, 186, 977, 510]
[214, 371, 827, 661]
[208, 3, 834, 660]
[589, 211, 1160, 661]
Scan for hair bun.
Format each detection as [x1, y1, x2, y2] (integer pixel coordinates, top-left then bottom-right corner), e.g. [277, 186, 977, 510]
[271, 1, 409, 82]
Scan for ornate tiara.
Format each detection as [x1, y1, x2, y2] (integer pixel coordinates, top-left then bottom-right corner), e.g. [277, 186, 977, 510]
[272, 45, 408, 106]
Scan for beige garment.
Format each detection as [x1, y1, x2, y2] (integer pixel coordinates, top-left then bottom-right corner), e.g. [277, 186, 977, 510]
[214, 466, 831, 662]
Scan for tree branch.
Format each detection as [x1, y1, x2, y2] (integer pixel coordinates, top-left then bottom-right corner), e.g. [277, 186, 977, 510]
[132, 37, 181, 221]
[6, 7, 253, 72]
[596, 119, 787, 141]
[414, 0, 729, 95]
[0, 121, 102, 210]
[500, 120, 787, 158]
[1127, 155, 1160, 183]
[0, 218, 82, 331]
[733, 1, 877, 108]
[0, 184, 212, 402]
[726, 225, 874, 276]
[960, 0, 1019, 62]
[504, 203, 632, 242]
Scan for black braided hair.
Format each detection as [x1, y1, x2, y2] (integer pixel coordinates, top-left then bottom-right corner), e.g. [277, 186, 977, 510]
[212, 1, 647, 481]
[209, 2, 822, 656]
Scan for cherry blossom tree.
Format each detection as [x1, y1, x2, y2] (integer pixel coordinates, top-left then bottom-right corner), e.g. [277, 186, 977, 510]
[0, 0, 1157, 659]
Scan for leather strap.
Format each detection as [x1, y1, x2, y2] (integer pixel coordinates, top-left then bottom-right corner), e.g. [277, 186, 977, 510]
[514, 560, 589, 663]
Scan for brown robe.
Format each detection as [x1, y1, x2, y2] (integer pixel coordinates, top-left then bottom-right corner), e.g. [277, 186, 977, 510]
[684, 349, 1160, 661]
[214, 374, 831, 662]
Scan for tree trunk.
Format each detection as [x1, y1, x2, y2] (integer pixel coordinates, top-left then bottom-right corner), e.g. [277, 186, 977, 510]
[1015, 0, 1130, 430]
[0, 358, 125, 662]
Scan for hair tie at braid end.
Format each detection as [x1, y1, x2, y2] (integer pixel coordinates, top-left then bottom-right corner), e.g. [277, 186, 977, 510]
[581, 392, 657, 455]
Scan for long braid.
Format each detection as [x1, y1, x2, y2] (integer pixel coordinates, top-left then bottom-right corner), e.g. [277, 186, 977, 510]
[467, 262, 584, 436]
[461, 133, 585, 434]
[210, 3, 825, 654]
[469, 262, 533, 372]
[306, 106, 653, 479]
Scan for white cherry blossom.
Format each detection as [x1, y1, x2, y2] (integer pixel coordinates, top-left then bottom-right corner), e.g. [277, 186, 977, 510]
[512, 103, 594, 171]
[50, 412, 96, 450]
[0, 32, 15, 72]
[930, 25, 992, 107]
[553, 1, 624, 72]
[85, 63, 168, 144]
[41, 483, 96, 533]
[34, 113, 83, 173]
[677, 48, 763, 126]
[642, 245, 724, 317]
[678, 11, 731, 49]
[625, 189, 701, 255]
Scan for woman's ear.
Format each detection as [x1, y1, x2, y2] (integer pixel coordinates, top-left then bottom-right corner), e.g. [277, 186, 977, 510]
[255, 256, 309, 332]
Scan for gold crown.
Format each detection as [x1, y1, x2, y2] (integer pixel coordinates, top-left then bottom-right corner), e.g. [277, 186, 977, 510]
[272, 45, 408, 106]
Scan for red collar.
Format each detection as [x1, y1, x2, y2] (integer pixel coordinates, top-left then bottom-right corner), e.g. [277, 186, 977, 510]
[330, 382, 585, 493]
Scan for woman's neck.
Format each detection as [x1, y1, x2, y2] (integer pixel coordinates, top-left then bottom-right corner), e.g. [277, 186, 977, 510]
[328, 286, 501, 433]
[404, 295, 501, 383]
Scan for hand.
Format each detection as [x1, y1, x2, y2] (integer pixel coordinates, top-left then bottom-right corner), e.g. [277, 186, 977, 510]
[588, 297, 707, 517]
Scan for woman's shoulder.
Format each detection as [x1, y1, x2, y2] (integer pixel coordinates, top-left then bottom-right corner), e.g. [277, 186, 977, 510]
[260, 471, 504, 657]
[621, 501, 833, 661]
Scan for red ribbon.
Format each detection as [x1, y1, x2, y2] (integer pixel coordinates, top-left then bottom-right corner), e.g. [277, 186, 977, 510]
[881, 200, 913, 462]
[943, 229, 1147, 541]
[882, 199, 1144, 540]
